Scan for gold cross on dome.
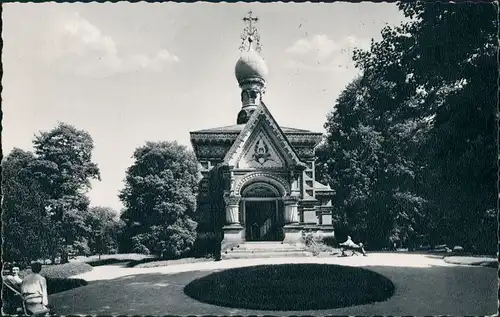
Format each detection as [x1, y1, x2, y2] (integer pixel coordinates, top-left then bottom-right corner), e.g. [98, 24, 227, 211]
[239, 11, 262, 52]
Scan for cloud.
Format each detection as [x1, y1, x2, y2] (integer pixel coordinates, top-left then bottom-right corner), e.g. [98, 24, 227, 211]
[285, 34, 340, 59]
[48, 12, 179, 78]
[284, 34, 370, 72]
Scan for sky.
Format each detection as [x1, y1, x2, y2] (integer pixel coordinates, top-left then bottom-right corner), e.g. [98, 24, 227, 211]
[2, 2, 406, 212]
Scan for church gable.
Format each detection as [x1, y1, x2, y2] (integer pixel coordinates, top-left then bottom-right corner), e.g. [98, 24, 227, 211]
[224, 103, 305, 169]
[238, 128, 286, 169]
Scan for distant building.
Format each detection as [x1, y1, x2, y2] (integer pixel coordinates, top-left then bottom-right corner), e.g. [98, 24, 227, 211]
[190, 12, 334, 245]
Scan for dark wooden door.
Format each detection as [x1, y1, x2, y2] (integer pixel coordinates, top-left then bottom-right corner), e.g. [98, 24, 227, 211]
[245, 201, 278, 241]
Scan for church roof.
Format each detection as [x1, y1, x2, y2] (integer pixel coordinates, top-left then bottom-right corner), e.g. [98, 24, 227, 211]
[192, 124, 318, 134]
[223, 102, 306, 169]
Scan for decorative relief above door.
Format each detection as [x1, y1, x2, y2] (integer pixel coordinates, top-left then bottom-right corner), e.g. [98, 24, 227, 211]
[238, 131, 284, 168]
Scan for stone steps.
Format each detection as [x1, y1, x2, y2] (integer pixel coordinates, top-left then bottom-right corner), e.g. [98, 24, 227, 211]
[222, 251, 311, 259]
[222, 242, 311, 259]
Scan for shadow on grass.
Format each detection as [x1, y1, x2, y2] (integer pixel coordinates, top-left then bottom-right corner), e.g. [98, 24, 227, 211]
[87, 258, 133, 267]
[46, 278, 88, 295]
[184, 264, 395, 311]
[126, 258, 160, 267]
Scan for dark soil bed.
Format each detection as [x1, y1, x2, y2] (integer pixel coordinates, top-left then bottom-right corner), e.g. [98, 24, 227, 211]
[184, 264, 395, 311]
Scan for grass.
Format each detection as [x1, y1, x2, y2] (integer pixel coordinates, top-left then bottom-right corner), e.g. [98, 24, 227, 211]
[184, 264, 395, 311]
[132, 257, 214, 268]
[16, 263, 91, 297]
[443, 256, 497, 268]
[71, 253, 155, 264]
[20, 262, 93, 279]
[69, 253, 159, 267]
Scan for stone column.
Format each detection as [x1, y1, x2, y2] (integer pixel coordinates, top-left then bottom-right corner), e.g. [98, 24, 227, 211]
[222, 194, 244, 247]
[284, 199, 299, 224]
[224, 195, 241, 225]
[283, 197, 302, 244]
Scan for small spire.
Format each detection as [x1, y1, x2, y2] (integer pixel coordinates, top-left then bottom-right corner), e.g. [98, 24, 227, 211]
[239, 11, 262, 52]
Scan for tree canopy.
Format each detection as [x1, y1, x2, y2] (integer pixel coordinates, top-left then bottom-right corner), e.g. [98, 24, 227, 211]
[319, 2, 497, 252]
[119, 141, 200, 258]
[2, 149, 52, 265]
[2, 123, 106, 264]
[86, 206, 124, 258]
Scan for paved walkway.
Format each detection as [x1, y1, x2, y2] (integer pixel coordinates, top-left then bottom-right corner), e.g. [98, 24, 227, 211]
[50, 254, 497, 315]
[72, 253, 456, 281]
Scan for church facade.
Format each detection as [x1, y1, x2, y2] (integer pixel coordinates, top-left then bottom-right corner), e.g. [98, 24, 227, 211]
[190, 12, 334, 245]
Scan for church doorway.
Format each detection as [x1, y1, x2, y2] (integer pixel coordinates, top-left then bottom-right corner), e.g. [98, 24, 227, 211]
[241, 182, 284, 241]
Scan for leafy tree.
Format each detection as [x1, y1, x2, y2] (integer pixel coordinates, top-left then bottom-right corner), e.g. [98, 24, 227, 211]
[399, 2, 498, 253]
[85, 206, 124, 259]
[119, 141, 200, 258]
[320, 2, 497, 253]
[1, 149, 54, 265]
[31, 122, 101, 262]
[320, 75, 426, 248]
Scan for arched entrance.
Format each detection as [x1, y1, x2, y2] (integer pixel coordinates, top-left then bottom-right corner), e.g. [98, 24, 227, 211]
[241, 182, 284, 241]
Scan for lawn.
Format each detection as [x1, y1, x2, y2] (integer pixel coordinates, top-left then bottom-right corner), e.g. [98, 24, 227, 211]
[184, 264, 395, 311]
[132, 257, 214, 268]
[20, 262, 93, 279]
[443, 256, 497, 267]
[19, 262, 92, 295]
[70, 253, 156, 265]
[48, 261, 498, 315]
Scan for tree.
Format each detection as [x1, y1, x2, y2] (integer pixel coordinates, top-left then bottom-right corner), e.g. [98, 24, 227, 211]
[1, 149, 53, 265]
[85, 206, 124, 259]
[319, 74, 428, 248]
[119, 141, 200, 258]
[399, 2, 498, 253]
[320, 2, 497, 252]
[31, 122, 101, 262]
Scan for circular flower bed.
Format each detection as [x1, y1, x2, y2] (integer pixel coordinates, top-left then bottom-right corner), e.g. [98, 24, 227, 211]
[184, 264, 394, 311]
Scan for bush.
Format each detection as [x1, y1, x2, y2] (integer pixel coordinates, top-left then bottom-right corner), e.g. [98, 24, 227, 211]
[323, 236, 337, 247]
[37, 262, 93, 279]
[192, 232, 219, 258]
[302, 231, 325, 256]
[301, 231, 337, 256]
[131, 238, 151, 255]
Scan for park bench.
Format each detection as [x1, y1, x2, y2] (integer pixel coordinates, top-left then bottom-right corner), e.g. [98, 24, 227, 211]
[339, 240, 367, 257]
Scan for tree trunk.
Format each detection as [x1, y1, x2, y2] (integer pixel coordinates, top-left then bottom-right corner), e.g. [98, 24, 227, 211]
[61, 238, 69, 264]
[61, 250, 69, 264]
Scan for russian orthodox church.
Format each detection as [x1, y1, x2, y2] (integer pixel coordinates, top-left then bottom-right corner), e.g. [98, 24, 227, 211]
[190, 12, 334, 246]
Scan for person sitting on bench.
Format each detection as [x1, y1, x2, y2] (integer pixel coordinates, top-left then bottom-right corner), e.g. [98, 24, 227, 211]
[2, 263, 24, 314]
[339, 236, 367, 256]
[21, 262, 50, 316]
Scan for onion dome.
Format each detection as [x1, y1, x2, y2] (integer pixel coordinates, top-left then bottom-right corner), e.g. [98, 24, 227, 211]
[235, 47, 268, 84]
[235, 12, 267, 124]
